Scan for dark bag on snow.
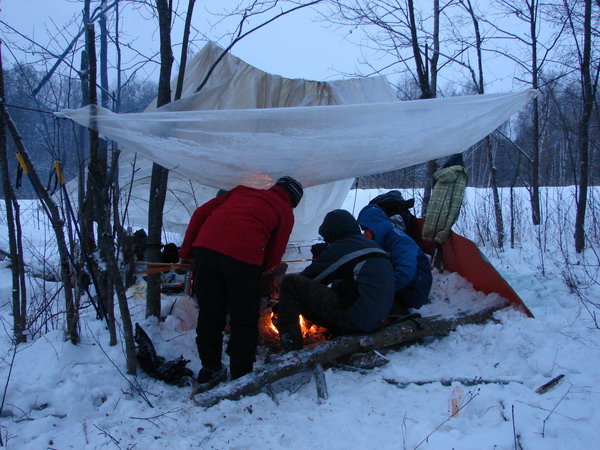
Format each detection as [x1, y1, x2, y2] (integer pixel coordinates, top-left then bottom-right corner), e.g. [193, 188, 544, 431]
[134, 323, 193, 386]
[369, 190, 418, 240]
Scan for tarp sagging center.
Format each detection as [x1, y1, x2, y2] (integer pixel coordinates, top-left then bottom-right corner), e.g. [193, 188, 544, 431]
[58, 90, 538, 190]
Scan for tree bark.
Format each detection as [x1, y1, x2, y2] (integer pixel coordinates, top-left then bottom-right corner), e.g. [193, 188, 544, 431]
[14, 200, 27, 336]
[86, 24, 117, 344]
[575, 0, 593, 253]
[87, 21, 136, 368]
[0, 42, 27, 343]
[0, 102, 79, 344]
[408, 0, 439, 215]
[487, 137, 504, 249]
[531, 97, 541, 225]
[97, 0, 116, 341]
[529, 1, 541, 226]
[175, 0, 196, 101]
[146, 0, 174, 319]
[97, 236, 138, 374]
[461, 0, 504, 249]
[193, 304, 508, 407]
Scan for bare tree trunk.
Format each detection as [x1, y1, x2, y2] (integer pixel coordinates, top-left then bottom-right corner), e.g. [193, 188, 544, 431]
[146, 169, 169, 319]
[575, 0, 593, 253]
[99, 0, 110, 110]
[111, 1, 129, 283]
[0, 43, 27, 343]
[97, 0, 116, 341]
[531, 97, 541, 225]
[490, 0, 548, 226]
[98, 233, 138, 374]
[14, 200, 27, 335]
[0, 103, 79, 344]
[76, 0, 93, 322]
[487, 136, 504, 249]
[510, 151, 522, 249]
[461, 0, 504, 248]
[407, 0, 439, 215]
[146, 0, 175, 318]
[529, 0, 542, 226]
[80, 4, 103, 325]
[87, 21, 136, 370]
[175, 0, 196, 101]
[422, 160, 438, 217]
[114, 0, 122, 114]
[86, 24, 117, 345]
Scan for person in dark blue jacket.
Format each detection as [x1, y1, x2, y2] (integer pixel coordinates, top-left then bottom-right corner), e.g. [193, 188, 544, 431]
[275, 209, 395, 352]
[357, 204, 432, 311]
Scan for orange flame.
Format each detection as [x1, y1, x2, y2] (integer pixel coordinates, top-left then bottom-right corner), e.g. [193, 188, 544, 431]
[268, 312, 317, 337]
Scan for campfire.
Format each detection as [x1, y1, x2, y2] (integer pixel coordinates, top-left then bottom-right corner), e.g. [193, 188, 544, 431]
[259, 306, 329, 349]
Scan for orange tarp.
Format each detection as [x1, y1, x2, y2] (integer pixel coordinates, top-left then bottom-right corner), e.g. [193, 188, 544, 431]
[415, 219, 534, 318]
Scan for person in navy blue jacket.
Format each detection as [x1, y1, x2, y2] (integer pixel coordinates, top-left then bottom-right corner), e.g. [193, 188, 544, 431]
[276, 209, 395, 352]
[357, 204, 432, 311]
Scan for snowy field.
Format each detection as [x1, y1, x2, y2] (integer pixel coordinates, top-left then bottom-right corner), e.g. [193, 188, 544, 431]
[0, 187, 599, 449]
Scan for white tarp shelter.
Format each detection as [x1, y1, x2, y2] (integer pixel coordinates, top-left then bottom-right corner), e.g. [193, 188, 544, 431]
[57, 41, 538, 258]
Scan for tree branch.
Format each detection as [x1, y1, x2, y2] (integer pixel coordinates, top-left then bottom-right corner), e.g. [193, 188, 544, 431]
[194, 0, 323, 93]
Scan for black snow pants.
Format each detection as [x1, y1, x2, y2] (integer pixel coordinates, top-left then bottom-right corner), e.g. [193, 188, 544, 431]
[276, 273, 358, 351]
[193, 247, 263, 379]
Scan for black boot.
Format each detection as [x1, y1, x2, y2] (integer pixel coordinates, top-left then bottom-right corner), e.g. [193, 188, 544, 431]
[196, 365, 227, 391]
[230, 359, 254, 380]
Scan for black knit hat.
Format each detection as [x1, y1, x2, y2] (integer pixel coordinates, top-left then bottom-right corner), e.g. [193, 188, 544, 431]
[275, 176, 303, 208]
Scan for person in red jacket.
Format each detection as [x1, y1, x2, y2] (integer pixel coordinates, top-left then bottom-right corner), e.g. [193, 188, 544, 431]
[179, 177, 303, 387]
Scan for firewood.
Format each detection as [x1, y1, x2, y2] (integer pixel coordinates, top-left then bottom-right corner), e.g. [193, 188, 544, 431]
[312, 364, 328, 402]
[192, 303, 508, 408]
[535, 374, 565, 394]
[337, 350, 390, 369]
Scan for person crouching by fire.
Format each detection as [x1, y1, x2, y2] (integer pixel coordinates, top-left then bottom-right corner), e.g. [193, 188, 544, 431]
[179, 176, 303, 388]
[275, 209, 395, 352]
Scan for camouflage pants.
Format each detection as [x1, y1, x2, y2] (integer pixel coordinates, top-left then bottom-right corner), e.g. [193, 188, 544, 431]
[276, 273, 357, 351]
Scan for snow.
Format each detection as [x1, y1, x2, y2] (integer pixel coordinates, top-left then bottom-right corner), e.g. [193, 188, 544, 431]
[1, 187, 599, 449]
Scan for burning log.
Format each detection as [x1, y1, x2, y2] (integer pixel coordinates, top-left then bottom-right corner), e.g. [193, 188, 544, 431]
[193, 303, 508, 408]
[258, 306, 329, 350]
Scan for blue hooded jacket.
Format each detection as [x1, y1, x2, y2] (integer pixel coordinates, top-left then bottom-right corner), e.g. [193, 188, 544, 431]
[357, 204, 432, 309]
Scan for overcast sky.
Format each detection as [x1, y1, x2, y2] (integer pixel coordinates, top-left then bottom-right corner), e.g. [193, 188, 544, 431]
[2, 0, 519, 92]
[2, 1, 379, 81]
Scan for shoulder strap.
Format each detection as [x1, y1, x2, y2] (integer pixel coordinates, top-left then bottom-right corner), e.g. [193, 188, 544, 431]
[313, 247, 387, 282]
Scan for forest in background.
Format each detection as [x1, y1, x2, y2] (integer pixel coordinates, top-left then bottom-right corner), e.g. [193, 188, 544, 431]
[2, 0, 600, 199]
[3, 62, 600, 197]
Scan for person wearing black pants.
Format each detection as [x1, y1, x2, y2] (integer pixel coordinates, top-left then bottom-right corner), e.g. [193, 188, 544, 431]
[193, 248, 263, 379]
[179, 177, 303, 385]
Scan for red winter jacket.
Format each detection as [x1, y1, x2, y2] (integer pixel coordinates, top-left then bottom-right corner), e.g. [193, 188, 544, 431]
[179, 185, 295, 271]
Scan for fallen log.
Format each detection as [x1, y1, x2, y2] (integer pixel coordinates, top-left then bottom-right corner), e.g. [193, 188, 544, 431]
[193, 302, 510, 408]
[383, 377, 523, 389]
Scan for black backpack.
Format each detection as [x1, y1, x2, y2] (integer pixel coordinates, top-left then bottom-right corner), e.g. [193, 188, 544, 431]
[369, 190, 418, 241]
[135, 323, 193, 386]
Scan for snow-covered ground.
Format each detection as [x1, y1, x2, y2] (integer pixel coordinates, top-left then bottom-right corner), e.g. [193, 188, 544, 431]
[0, 187, 599, 449]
